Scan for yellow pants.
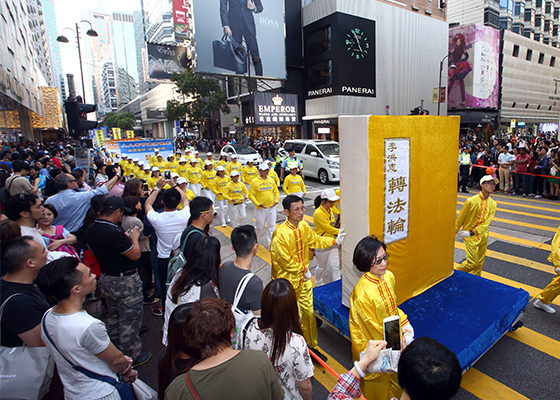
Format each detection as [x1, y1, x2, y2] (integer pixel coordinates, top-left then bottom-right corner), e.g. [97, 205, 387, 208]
[361, 373, 402, 400]
[537, 274, 560, 304]
[456, 233, 489, 276]
[295, 279, 317, 348]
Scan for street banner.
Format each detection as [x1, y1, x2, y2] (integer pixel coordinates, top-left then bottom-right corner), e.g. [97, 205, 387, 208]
[126, 130, 135, 138]
[110, 139, 174, 164]
[112, 127, 121, 139]
[94, 130, 105, 147]
[339, 115, 460, 307]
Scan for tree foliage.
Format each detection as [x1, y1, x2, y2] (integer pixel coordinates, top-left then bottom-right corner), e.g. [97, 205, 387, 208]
[166, 70, 230, 123]
[100, 112, 136, 131]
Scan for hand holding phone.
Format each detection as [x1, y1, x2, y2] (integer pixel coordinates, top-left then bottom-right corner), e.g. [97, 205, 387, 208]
[383, 316, 401, 351]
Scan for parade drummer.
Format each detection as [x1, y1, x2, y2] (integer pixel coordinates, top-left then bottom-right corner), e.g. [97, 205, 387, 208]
[149, 148, 160, 166]
[349, 235, 414, 400]
[147, 167, 161, 190]
[282, 163, 306, 197]
[312, 189, 341, 286]
[212, 166, 231, 228]
[271, 195, 346, 352]
[533, 224, 560, 314]
[455, 175, 498, 276]
[223, 170, 249, 228]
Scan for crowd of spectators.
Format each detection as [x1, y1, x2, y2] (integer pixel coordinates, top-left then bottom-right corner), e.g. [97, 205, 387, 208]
[1, 138, 463, 400]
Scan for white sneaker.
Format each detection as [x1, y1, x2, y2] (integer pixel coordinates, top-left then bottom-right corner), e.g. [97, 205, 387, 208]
[555, 267, 560, 275]
[227, 218, 231, 223]
[534, 299, 556, 314]
[535, 195, 542, 198]
[221, 223, 226, 228]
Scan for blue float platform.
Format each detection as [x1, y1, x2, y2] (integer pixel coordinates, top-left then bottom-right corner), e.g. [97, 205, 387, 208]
[313, 270, 529, 370]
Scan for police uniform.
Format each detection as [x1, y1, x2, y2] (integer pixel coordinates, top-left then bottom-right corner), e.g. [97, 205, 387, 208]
[349, 271, 409, 400]
[455, 192, 497, 276]
[271, 220, 336, 347]
[313, 205, 340, 285]
[249, 175, 279, 246]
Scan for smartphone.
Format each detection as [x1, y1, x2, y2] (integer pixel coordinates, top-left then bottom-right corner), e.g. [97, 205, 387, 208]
[142, 183, 148, 191]
[164, 170, 171, 180]
[383, 316, 401, 351]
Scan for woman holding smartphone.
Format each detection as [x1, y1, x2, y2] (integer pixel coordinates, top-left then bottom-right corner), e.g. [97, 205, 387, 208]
[349, 235, 414, 400]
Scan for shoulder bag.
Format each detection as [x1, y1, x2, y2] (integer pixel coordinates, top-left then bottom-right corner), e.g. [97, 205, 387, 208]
[231, 273, 255, 350]
[0, 294, 55, 400]
[167, 229, 201, 285]
[41, 310, 136, 400]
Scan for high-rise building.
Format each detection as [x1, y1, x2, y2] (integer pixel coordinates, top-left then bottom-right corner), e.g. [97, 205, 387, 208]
[133, 9, 149, 94]
[112, 11, 140, 105]
[100, 61, 118, 112]
[41, 0, 66, 101]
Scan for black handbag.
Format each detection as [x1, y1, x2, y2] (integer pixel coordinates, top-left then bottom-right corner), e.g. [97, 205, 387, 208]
[212, 35, 248, 74]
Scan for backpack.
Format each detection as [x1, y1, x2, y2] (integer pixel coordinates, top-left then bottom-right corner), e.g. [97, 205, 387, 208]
[231, 272, 255, 350]
[167, 229, 201, 285]
[42, 225, 80, 258]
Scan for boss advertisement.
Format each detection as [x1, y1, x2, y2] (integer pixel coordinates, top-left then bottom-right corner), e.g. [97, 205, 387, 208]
[191, 0, 286, 79]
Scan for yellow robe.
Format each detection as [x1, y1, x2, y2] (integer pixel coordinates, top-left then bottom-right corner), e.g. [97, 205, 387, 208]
[537, 225, 560, 304]
[249, 176, 279, 209]
[455, 192, 497, 276]
[270, 220, 336, 347]
[187, 167, 202, 184]
[149, 155, 159, 166]
[283, 174, 306, 195]
[201, 170, 217, 190]
[177, 188, 195, 210]
[268, 169, 280, 187]
[211, 175, 231, 201]
[313, 205, 339, 238]
[147, 176, 160, 190]
[333, 188, 341, 216]
[224, 180, 248, 203]
[242, 165, 258, 185]
[349, 271, 409, 400]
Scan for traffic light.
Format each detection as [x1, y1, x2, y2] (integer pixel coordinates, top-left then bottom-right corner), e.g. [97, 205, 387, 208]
[64, 101, 97, 138]
[420, 110, 429, 115]
[410, 107, 420, 115]
[490, 115, 499, 129]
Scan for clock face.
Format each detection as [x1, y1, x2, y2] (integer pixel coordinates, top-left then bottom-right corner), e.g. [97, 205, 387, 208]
[345, 28, 369, 59]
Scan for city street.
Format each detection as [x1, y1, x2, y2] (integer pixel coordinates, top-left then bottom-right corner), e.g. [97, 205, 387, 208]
[121, 182, 560, 400]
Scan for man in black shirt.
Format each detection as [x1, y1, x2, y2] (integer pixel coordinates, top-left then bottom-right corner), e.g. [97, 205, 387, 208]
[1, 236, 49, 347]
[179, 197, 214, 261]
[85, 196, 151, 367]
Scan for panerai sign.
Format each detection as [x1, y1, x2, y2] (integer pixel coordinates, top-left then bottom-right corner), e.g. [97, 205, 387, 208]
[254, 92, 300, 125]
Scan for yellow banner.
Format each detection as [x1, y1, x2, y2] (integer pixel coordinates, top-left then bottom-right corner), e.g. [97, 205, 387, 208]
[126, 130, 135, 138]
[94, 130, 105, 147]
[112, 127, 121, 139]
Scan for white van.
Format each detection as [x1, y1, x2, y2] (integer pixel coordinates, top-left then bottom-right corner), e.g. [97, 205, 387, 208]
[282, 140, 340, 184]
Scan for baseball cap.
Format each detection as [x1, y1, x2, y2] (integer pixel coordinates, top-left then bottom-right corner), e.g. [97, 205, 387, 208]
[190, 158, 197, 163]
[171, 172, 179, 178]
[230, 170, 240, 177]
[321, 189, 340, 201]
[231, 154, 238, 158]
[143, 165, 150, 170]
[154, 148, 159, 152]
[259, 163, 270, 170]
[205, 160, 213, 166]
[207, 152, 213, 156]
[480, 175, 499, 185]
[287, 147, 295, 152]
[216, 166, 225, 172]
[133, 158, 139, 162]
[152, 167, 160, 172]
[102, 196, 131, 213]
[194, 150, 199, 154]
[177, 177, 187, 185]
[179, 157, 187, 163]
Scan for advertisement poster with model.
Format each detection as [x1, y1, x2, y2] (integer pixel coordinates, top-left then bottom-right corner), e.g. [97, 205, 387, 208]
[192, 0, 286, 79]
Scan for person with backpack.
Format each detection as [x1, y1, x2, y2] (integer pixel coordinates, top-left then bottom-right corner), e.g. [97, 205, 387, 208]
[37, 204, 79, 258]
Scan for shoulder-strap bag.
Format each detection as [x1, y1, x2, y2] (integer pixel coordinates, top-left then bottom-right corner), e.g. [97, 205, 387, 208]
[167, 229, 202, 285]
[0, 294, 55, 399]
[231, 273, 255, 350]
[185, 371, 201, 400]
[41, 310, 136, 400]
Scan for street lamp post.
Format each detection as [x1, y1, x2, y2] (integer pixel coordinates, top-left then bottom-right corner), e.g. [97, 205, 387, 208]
[438, 54, 449, 116]
[57, 20, 98, 102]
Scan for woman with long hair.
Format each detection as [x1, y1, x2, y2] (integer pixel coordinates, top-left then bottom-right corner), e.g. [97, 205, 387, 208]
[349, 236, 414, 400]
[164, 298, 283, 400]
[122, 177, 143, 199]
[148, 167, 162, 190]
[162, 236, 221, 346]
[158, 304, 195, 400]
[241, 279, 314, 400]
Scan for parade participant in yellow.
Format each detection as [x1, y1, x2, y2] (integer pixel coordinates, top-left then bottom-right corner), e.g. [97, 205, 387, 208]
[163, 172, 179, 190]
[130, 158, 141, 177]
[212, 166, 231, 227]
[271, 195, 346, 351]
[153, 153, 167, 170]
[149, 148, 160, 166]
[122, 157, 134, 176]
[177, 157, 190, 178]
[205, 152, 216, 168]
[533, 225, 560, 314]
[266, 160, 280, 187]
[136, 162, 149, 180]
[166, 154, 179, 173]
[333, 188, 341, 217]
[187, 158, 203, 196]
[313, 189, 341, 286]
[227, 154, 243, 176]
[282, 164, 306, 197]
[249, 164, 279, 247]
[193, 150, 204, 166]
[455, 175, 498, 276]
[217, 154, 228, 168]
[223, 170, 249, 228]
[349, 235, 414, 400]
[147, 167, 161, 190]
[201, 161, 217, 203]
[242, 160, 258, 188]
[176, 177, 196, 210]
[118, 156, 128, 173]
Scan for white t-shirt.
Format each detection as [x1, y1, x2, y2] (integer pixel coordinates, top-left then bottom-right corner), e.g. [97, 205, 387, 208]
[41, 309, 117, 400]
[498, 152, 515, 169]
[20, 226, 69, 261]
[242, 318, 314, 400]
[147, 208, 190, 258]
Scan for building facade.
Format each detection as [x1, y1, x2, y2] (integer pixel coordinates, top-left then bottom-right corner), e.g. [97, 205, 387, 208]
[112, 11, 140, 106]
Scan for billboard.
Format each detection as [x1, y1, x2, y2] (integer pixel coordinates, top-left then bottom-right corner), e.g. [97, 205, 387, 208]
[146, 43, 188, 82]
[173, 0, 193, 39]
[448, 24, 499, 109]
[254, 92, 299, 125]
[191, 0, 286, 79]
[111, 139, 174, 164]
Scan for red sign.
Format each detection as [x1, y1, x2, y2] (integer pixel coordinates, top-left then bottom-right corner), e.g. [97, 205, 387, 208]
[173, 0, 189, 25]
[440, 87, 446, 103]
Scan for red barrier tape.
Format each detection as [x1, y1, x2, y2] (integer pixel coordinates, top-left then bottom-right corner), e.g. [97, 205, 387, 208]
[467, 163, 559, 179]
